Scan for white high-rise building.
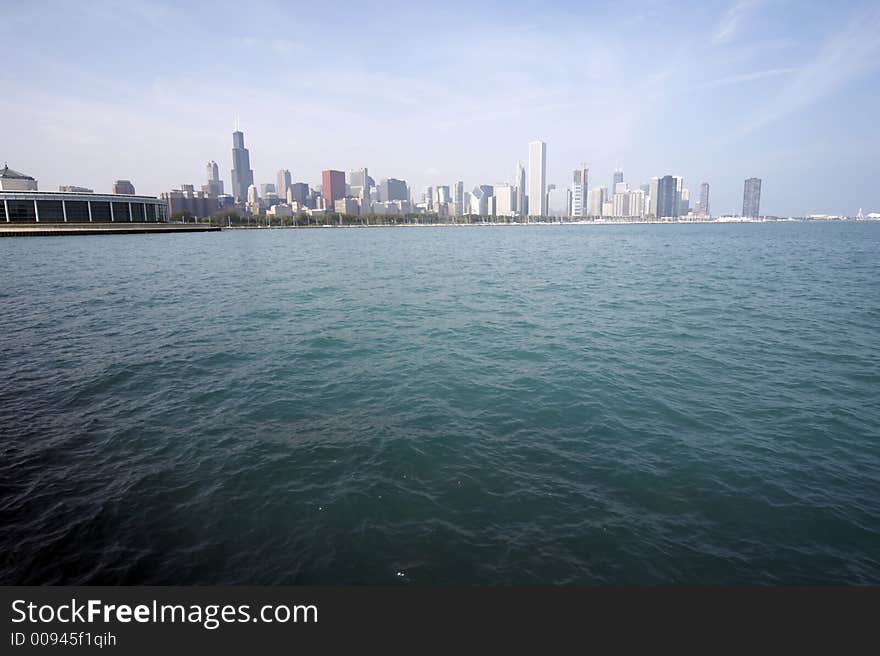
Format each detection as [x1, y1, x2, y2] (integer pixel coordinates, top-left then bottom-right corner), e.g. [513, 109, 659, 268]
[467, 191, 481, 216]
[349, 168, 370, 199]
[276, 169, 291, 200]
[205, 161, 224, 196]
[572, 165, 589, 217]
[435, 185, 451, 205]
[628, 189, 645, 217]
[589, 187, 606, 216]
[612, 191, 629, 217]
[527, 141, 547, 217]
[494, 184, 516, 216]
[648, 177, 659, 217]
[515, 162, 526, 216]
[675, 177, 684, 212]
[612, 180, 629, 217]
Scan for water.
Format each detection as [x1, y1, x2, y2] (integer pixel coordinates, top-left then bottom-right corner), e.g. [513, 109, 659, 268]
[1, 222, 879, 585]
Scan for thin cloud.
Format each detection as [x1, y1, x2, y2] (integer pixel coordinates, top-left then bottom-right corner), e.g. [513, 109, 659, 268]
[741, 5, 880, 135]
[712, 0, 761, 45]
[271, 39, 302, 56]
[695, 67, 799, 90]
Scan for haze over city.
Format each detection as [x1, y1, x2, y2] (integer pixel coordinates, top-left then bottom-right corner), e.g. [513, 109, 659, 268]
[2, 0, 878, 216]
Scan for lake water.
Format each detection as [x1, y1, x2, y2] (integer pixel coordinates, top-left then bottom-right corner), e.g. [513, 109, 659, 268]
[1, 222, 878, 584]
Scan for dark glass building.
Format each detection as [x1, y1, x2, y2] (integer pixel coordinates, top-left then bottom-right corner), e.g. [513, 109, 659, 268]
[699, 182, 710, 216]
[380, 178, 408, 202]
[742, 178, 762, 218]
[656, 175, 679, 218]
[230, 130, 254, 203]
[288, 183, 309, 205]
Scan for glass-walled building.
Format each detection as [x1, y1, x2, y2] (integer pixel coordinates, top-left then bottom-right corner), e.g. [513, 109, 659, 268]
[0, 191, 167, 223]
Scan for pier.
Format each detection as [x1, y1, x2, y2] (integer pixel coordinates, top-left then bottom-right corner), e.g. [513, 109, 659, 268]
[0, 223, 220, 237]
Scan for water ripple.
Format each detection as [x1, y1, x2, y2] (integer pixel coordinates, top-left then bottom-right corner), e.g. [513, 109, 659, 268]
[1, 223, 879, 584]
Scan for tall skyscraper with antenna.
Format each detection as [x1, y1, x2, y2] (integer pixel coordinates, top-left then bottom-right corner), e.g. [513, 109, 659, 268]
[230, 124, 254, 203]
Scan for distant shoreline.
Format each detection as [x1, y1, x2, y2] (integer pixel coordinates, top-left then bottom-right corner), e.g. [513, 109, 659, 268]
[214, 217, 874, 230]
[0, 223, 220, 238]
[1, 219, 873, 238]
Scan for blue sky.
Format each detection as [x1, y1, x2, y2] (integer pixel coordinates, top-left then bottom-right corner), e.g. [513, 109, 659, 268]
[2, 0, 879, 215]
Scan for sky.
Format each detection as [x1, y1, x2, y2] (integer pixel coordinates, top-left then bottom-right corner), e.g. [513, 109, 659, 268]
[1, 0, 879, 216]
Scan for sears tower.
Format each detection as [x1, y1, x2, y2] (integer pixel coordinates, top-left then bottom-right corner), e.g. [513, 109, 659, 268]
[230, 129, 254, 203]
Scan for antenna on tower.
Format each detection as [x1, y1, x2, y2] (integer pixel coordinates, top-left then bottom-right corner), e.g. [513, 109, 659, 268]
[234, 114, 240, 132]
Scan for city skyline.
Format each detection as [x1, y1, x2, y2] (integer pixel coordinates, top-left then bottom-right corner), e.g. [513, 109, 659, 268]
[1, 1, 879, 215]
[147, 129, 770, 221]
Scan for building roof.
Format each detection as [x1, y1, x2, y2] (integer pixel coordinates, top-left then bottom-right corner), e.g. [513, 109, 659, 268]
[0, 164, 36, 181]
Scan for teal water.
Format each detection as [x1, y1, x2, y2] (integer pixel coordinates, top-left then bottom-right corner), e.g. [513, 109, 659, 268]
[1, 222, 879, 584]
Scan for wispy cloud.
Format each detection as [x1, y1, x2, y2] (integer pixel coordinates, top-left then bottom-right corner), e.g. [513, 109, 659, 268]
[740, 5, 880, 135]
[1, 0, 877, 215]
[271, 39, 301, 56]
[694, 67, 799, 90]
[713, 0, 761, 45]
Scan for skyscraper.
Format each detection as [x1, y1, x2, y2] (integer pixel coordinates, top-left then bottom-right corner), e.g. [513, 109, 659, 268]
[648, 177, 659, 216]
[494, 185, 515, 216]
[287, 182, 309, 205]
[656, 175, 679, 218]
[276, 169, 291, 200]
[612, 189, 629, 217]
[380, 178, 408, 202]
[348, 168, 370, 199]
[322, 170, 346, 207]
[527, 141, 547, 217]
[230, 130, 254, 203]
[613, 169, 624, 193]
[515, 163, 526, 216]
[470, 185, 493, 216]
[112, 180, 135, 195]
[205, 161, 224, 196]
[454, 181, 464, 215]
[572, 165, 589, 217]
[679, 188, 690, 215]
[699, 182, 710, 217]
[589, 187, 606, 216]
[628, 189, 645, 217]
[743, 178, 761, 218]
